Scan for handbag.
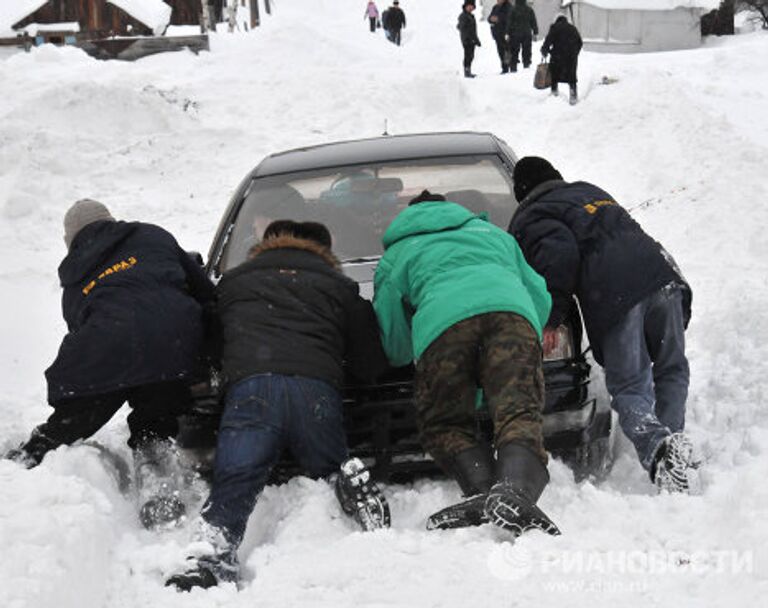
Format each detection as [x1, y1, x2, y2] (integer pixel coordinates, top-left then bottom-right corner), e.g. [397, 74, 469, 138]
[534, 57, 551, 90]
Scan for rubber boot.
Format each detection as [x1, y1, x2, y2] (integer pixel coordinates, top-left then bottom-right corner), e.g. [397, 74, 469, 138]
[427, 445, 495, 530]
[484, 443, 560, 536]
[464, 67, 476, 79]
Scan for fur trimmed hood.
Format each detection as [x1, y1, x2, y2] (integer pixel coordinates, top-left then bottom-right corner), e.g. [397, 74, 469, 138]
[248, 234, 341, 270]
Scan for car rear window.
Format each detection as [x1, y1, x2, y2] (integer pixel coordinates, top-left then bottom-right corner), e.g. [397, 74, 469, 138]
[218, 154, 517, 272]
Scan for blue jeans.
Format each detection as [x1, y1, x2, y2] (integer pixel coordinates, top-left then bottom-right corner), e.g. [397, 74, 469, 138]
[201, 374, 348, 546]
[601, 284, 690, 472]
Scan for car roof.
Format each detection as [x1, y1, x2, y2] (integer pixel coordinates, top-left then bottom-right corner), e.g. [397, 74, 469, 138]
[252, 131, 507, 177]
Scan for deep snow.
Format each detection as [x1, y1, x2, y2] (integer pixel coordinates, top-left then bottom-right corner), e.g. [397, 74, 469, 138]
[0, 1, 767, 607]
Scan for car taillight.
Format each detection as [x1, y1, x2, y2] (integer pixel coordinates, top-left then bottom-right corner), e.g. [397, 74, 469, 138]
[543, 325, 574, 361]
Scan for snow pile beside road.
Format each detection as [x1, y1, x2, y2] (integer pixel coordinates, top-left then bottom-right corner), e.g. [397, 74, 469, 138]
[0, 1, 766, 606]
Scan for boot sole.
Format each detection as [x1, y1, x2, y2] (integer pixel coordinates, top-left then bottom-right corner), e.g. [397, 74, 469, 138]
[485, 491, 561, 537]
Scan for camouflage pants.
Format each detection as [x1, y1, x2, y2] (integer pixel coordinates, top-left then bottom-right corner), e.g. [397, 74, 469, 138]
[414, 312, 546, 468]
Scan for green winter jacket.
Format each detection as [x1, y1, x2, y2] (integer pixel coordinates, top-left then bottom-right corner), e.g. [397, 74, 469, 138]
[373, 201, 552, 366]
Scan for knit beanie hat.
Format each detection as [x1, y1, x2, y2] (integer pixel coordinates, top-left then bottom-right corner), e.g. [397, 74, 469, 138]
[513, 157, 563, 202]
[63, 199, 115, 249]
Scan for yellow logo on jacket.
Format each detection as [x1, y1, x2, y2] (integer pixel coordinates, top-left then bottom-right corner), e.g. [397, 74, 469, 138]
[583, 200, 616, 214]
[82, 256, 138, 295]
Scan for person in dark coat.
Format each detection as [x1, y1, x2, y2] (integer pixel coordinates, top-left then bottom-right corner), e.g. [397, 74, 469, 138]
[508, 157, 701, 494]
[384, 0, 406, 45]
[6, 199, 215, 471]
[506, 0, 538, 71]
[541, 15, 582, 104]
[166, 221, 390, 591]
[489, 0, 511, 74]
[457, 2, 481, 79]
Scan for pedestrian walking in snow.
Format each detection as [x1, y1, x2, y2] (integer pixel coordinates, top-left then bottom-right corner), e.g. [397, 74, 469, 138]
[457, 2, 482, 78]
[4, 199, 215, 526]
[541, 14, 582, 104]
[373, 191, 560, 535]
[384, 0, 406, 45]
[508, 157, 700, 494]
[489, 0, 512, 74]
[505, 0, 538, 71]
[364, 1, 380, 33]
[166, 221, 390, 591]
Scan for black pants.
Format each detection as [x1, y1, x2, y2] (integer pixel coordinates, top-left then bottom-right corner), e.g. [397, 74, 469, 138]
[369, 17, 376, 32]
[494, 35, 509, 70]
[509, 34, 533, 68]
[22, 381, 192, 464]
[463, 42, 476, 70]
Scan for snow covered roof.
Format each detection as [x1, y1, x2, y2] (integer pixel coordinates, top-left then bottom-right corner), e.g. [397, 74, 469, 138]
[18, 22, 81, 33]
[1, 0, 172, 37]
[562, 0, 721, 10]
[0, 0, 48, 36]
[108, 0, 172, 35]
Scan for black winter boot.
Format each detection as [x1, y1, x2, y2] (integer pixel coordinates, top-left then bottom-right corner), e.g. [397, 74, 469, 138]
[484, 443, 560, 536]
[134, 439, 187, 530]
[166, 519, 239, 591]
[569, 84, 578, 105]
[334, 457, 391, 531]
[464, 67, 476, 79]
[426, 445, 495, 530]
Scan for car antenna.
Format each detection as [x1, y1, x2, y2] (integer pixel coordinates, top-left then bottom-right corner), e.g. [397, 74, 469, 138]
[383, 119, 389, 136]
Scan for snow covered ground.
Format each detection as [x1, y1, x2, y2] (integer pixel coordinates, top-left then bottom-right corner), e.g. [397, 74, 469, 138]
[1, 1, 767, 606]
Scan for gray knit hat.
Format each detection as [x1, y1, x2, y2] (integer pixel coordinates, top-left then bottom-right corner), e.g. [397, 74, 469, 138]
[63, 199, 115, 249]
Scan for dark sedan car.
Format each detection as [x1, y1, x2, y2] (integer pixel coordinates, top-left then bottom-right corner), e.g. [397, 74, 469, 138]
[182, 132, 612, 482]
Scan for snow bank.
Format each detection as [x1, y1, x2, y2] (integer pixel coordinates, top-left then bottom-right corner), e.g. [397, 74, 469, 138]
[0, 0, 766, 606]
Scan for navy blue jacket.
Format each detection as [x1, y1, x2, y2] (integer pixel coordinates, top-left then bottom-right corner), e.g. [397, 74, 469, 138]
[508, 180, 691, 363]
[45, 221, 215, 403]
[489, 1, 511, 40]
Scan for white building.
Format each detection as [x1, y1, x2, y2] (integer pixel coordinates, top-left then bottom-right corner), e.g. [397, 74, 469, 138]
[562, 1, 721, 52]
[480, 0, 722, 53]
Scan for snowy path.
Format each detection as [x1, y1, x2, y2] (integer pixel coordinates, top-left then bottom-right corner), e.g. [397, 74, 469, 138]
[1, 1, 767, 606]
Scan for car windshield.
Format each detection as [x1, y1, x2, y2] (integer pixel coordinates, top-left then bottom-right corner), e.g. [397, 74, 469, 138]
[217, 154, 517, 273]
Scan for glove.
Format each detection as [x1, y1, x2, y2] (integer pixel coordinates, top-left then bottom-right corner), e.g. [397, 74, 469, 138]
[533, 34, 538, 42]
[476, 40, 482, 47]
[4, 446, 37, 469]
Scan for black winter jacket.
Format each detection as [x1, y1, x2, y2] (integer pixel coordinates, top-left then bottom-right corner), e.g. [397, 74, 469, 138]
[506, 0, 538, 38]
[457, 11, 480, 46]
[386, 6, 406, 30]
[508, 180, 691, 364]
[542, 17, 582, 83]
[489, 1, 510, 40]
[216, 236, 387, 389]
[45, 221, 215, 403]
